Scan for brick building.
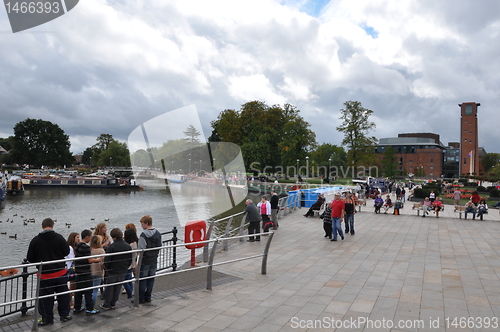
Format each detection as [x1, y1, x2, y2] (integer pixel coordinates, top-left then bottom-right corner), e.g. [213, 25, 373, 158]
[375, 133, 459, 179]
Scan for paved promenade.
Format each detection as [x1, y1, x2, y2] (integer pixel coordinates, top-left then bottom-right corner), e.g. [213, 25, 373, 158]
[3, 199, 500, 331]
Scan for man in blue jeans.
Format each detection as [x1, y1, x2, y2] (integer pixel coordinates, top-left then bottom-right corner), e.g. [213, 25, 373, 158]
[137, 215, 162, 304]
[331, 194, 345, 241]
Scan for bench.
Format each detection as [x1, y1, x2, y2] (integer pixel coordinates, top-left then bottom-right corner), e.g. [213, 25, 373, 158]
[454, 206, 482, 220]
[454, 206, 466, 219]
[313, 203, 325, 217]
[412, 203, 424, 216]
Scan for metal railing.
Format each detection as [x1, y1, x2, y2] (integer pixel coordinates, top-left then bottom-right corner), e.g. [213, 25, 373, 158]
[0, 227, 178, 320]
[0, 231, 275, 331]
[0, 261, 37, 319]
[158, 227, 178, 271]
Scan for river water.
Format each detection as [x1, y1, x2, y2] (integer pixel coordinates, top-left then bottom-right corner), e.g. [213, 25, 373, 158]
[0, 181, 251, 268]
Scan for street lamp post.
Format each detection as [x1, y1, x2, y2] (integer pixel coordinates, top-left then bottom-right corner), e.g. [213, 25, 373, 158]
[200, 159, 202, 172]
[306, 156, 309, 178]
[109, 157, 112, 168]
[328, 157, 332, 181]
[171, 160, 174, 173]
[189, 158, 191, 174]
[296, 159, 299, 179]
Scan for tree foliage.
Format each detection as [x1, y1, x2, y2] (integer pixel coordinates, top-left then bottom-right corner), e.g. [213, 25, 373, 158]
[336, 101, 378, 169]
[82, 134, 131, 167]
[210, 101, 316, 171]
[130, 125, 211, 173]
[381, 146, 398, 178]
[184, 125, 202, 145]
[11, 118, 73, 168]
[309, 143, 347, 176]
[482, 153, 500, 173]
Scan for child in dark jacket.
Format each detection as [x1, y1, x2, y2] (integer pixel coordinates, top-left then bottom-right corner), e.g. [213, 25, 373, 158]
[319, 202, 332, 239]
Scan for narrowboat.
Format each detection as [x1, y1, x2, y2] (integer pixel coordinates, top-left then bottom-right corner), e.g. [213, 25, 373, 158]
[6, 176, 24, 195]
[21, 175, 141, 189]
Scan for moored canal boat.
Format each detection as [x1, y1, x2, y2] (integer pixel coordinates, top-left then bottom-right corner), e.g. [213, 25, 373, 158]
[21, 174, 141, 189]
[6, 176, 24, 195]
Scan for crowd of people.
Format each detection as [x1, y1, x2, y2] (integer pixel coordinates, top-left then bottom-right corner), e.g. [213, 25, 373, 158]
[26, 215, 162, 326]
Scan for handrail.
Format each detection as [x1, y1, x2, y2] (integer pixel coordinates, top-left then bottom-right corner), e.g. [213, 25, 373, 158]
[0, 231, 275, 331]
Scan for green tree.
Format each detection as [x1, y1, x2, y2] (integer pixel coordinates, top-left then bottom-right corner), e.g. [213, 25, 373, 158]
[382, 146, 398, 178]
[309, 143, 346, 177]
[11, 118, 73, 168]
[210, 101, 316, 172]
[82, 146, 98, 166]
[0, 137, 14, 165]
[278, 104, 317, 169]
[184, 125, 201, 145]
[0, 137, 13, 152]
[481, 153, 500, 173]
[83, 134, 131, 167]
[94, 134, 114, 151]
[336, 101, 378, 170]
[130, 149, 153, 168]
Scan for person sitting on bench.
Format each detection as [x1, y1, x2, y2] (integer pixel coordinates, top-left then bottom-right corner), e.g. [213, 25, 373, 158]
[304, 194, 325, 217]
[464, 200, 476, 220]
[383, 195, 392, 214]
[432, 197, 443, 218]
[477, 199, 488, 221]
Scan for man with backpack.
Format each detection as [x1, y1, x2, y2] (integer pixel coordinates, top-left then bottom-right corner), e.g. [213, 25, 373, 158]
[137, 215, 162, 304]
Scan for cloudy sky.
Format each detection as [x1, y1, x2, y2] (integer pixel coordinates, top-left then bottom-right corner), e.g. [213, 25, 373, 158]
[1, 0, 499, 155]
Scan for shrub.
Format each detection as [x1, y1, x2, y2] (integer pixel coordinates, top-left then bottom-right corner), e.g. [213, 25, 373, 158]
[477, 186, 487, 192]
[490, 189, 500, 198]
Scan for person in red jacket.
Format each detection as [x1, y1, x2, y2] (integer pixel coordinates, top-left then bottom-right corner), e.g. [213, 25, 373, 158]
[471, 191, 481, 206]
[431, 197, 443, 218]
[330, 194, 345, 241]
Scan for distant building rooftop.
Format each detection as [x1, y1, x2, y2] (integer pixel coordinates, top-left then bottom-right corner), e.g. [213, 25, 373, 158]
[378, 137, 444, 147]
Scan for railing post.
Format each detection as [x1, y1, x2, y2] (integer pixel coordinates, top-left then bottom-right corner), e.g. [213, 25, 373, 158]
[171, 227, 178, 271]
[31, 265, 42, 332]
[207, 240, 218, 290]
[133, 252, 144, 308]
[203, 220, 215, 263]
[223, 216, 233, 251]
[238, 213, 247, 242]
[21, 259, 29, 316]
[261, 232, 274, 275]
